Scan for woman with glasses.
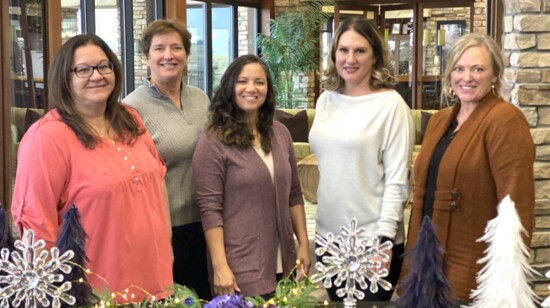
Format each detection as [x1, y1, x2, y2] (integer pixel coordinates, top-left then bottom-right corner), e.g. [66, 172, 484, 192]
[11, 33, 173, 304]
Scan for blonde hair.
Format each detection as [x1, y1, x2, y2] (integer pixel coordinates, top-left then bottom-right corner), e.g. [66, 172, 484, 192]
[441, 33, 503, 106]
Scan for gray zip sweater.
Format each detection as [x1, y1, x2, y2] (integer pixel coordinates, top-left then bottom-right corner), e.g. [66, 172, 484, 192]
[124, 78, 210, 226]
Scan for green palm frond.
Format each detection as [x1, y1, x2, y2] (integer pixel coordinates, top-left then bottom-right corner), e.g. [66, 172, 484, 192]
[257, 0, 334, 108]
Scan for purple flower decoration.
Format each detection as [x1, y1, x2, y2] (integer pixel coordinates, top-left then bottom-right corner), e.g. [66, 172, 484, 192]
[203, 294, 255, 308]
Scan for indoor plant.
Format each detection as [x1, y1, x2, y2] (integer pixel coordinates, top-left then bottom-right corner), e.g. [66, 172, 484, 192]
[256, 0, 334, 109]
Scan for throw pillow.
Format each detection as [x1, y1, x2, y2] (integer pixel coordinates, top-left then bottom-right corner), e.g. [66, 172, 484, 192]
[274, 109, 309, 143]
[24, 108, 42, 135]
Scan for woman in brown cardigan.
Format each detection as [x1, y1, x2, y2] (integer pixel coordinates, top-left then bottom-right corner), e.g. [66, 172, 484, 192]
[401, 33, 535, 300]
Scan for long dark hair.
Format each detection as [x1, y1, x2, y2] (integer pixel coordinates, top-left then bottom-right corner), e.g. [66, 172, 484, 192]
[208, 54, 275, 153]
[48, 33, 144, 148]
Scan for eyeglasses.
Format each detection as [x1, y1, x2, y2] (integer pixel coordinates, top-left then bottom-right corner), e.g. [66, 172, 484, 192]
[71, 62, 114, 78]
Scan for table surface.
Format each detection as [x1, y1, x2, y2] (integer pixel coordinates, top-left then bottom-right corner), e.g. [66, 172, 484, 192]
[316, 302, 394, 307]
[315, 300, 469, 307]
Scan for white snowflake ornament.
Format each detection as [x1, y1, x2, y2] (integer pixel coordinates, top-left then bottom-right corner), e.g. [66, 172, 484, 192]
[310, 219, 393, 307]
[0, 229, 76, 308]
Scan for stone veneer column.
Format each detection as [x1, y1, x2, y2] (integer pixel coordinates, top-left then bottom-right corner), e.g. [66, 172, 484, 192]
[133, 0, 148, 87]
[503, 0, 550, 298]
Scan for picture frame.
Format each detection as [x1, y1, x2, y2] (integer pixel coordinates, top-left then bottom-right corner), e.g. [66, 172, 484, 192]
[436, 20, 466, 72]
[391, 23, 401, 35]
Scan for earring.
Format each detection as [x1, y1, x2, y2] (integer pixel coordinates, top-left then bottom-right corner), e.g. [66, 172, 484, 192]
[449, 87, 456, 97]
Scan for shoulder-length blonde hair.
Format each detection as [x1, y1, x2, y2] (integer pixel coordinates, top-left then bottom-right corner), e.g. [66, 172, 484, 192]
[440, 33, 504, 106]
[324, 17, 395, 92]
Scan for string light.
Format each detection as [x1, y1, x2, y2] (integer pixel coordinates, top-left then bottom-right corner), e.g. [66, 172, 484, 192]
[5, 246, 320, 307]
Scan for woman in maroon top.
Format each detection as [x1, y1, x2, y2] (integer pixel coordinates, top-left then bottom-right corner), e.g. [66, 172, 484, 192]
[192, 55, 310, 297]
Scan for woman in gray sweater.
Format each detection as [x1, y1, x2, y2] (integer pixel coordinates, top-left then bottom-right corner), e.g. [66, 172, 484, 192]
[192, 55, 310, 297]
[123, 20, 210, 299]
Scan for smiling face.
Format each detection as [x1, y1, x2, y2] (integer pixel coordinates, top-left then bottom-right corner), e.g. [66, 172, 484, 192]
[70, 44, 115, 114]
[335, 29, 376, 91]
[451, 45, 497, 105]
[146, 31, 187, 86]
[234, 63, 268, 117]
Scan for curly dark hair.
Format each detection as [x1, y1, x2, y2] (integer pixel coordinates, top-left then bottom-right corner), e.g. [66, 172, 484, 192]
[208, 55, 276, 153]
[48, 33, 144, 149]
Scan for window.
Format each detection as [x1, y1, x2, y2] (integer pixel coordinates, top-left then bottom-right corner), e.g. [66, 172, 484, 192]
[186, 0, 259, 96]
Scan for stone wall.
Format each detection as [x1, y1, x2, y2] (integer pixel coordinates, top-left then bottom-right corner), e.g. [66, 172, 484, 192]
[133, 0, 148, 87]
[504, 0, 550, 297]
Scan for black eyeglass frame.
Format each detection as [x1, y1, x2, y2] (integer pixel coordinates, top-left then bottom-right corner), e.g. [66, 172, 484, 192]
[71, 62, 114, 78]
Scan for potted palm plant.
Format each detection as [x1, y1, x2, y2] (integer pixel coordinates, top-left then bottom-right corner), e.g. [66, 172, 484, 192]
[256, 0, 334, 109]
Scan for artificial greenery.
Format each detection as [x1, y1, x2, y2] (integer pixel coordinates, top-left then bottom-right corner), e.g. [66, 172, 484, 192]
[256, 0, 334, 109]
[81, 274, 320, 307]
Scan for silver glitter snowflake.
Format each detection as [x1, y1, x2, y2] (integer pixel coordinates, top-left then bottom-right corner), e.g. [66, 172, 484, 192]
[0, 229, 76, 308]
[310, 219, 393, 307]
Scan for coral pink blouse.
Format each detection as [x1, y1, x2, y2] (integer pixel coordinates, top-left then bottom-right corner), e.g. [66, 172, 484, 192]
[11, 107, 173, 303]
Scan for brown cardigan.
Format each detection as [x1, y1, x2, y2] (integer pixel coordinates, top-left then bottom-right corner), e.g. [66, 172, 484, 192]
[402, 93, 535, 300]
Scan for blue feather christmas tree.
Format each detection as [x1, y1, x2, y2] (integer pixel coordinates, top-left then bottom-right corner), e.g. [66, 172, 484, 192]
[396, 216, 457, 308]
[0, 203, 15, 251]
[55, 204, 98, 307]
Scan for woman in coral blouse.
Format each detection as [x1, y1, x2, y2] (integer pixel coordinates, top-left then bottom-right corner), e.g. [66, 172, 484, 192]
[11, 34, 173, 304]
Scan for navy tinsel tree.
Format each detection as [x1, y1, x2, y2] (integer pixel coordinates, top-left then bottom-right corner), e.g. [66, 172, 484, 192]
[0, 202, 15, 291]
[55, 205, 98, 306]
[0, 203, 15, 251]
[396, 216, 457, 308]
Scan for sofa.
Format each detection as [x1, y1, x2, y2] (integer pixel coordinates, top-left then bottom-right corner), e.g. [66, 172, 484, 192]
[10, 107, 45, 175]
[276, 108, 438, 203]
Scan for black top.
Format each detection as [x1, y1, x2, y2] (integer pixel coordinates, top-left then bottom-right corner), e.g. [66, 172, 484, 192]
[422, 118, 458, 218]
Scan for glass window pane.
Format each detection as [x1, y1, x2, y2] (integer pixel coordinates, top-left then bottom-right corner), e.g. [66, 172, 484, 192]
[421, 7, 471, 110]
[237, 6, 257, 56]
[9, 0, 46, 215]
[385, 9, 414, 108]
[9, 0, 45, 109]
[211, 3, 232, 91]
[95, 1, 121, 59]
[187, 1, 206, 91]
[61, 0, 81, 42]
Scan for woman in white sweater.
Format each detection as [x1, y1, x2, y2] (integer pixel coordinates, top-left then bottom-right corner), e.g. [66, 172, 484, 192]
[309, 17, 414, 302]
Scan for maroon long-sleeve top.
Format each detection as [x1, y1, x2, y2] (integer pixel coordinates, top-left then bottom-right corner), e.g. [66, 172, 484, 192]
[192, 121, 303, 296]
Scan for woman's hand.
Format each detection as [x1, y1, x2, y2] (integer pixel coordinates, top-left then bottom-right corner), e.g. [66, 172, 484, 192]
[295, 243, 311, 281]
[371, 248, 392, 275]
[212, 263, 240, 295]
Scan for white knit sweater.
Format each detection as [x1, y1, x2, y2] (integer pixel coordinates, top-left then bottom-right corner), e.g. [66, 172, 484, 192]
[309, 90, 414, 245]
